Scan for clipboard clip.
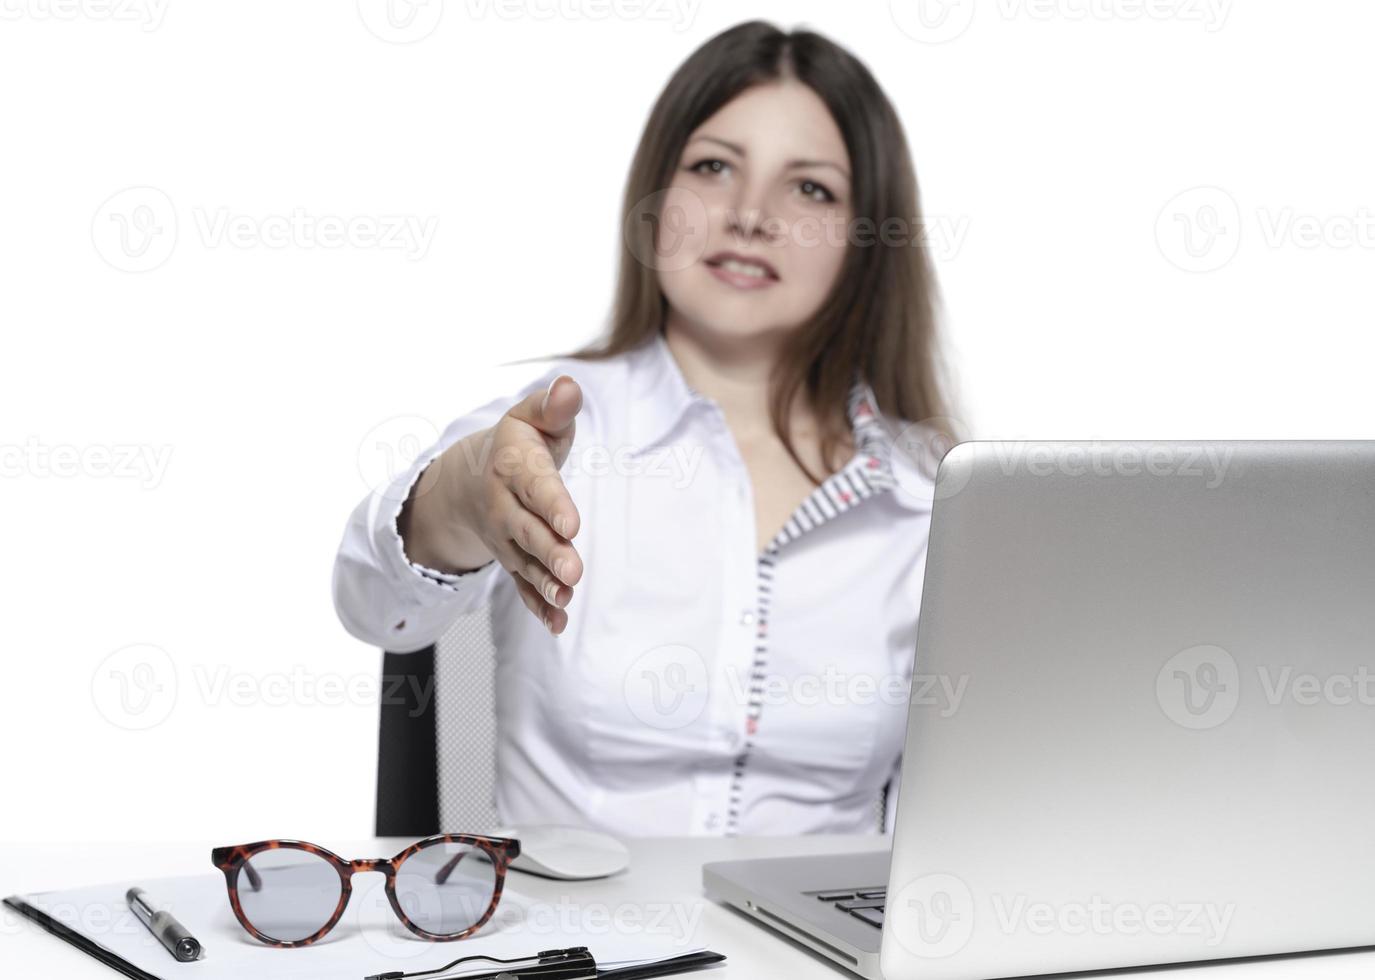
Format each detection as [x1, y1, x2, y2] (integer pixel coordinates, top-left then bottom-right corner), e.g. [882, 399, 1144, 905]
[365, 945, 597, 980]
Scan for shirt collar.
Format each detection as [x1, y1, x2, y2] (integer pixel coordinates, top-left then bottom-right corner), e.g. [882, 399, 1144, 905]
[626, 329, 932, 511]
[847, 382, 938, 512]
[626, 329, 700, 456]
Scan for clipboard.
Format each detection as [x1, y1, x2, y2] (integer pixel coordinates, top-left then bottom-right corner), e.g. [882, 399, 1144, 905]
[7, 883, 726, 980]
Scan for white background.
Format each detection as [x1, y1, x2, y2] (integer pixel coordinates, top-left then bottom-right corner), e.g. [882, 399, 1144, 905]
[1, 0, 1372, 844]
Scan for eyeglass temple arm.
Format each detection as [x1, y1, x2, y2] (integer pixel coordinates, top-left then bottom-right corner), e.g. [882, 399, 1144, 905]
[240, 863, 263, 891]
[433, 845, 505, 885]
[433, 851, 466, 885]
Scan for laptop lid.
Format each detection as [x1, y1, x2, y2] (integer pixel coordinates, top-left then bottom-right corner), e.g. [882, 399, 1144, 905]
[882, 441, 1375, 980]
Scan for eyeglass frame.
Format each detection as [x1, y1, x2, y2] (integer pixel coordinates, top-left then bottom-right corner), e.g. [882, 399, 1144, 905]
[209, 834, 522, 947]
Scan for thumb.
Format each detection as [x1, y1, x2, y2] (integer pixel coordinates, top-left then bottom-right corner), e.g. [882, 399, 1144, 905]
[536, 374, 583, 436]
[509, 373, 583, 439]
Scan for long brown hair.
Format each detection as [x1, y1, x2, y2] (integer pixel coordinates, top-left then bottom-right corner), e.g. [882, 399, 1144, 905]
[561, 20, 953, 485]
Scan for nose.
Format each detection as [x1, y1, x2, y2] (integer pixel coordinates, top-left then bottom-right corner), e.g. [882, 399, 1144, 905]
[726, 177, 779, 245]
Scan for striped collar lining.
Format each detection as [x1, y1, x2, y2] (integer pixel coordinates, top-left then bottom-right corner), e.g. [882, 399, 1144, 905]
[765, 380, 896, 553]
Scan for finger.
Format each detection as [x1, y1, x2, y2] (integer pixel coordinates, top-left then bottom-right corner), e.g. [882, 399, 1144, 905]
[517, 471, 581, 542]
[511, 574, 569, 634]
[493, 535, 572, 609]
[506, 374, 583, 442]
[508, 571, 554, 629]
[500, 442, 581, 540]
[505, 506, 583, 588]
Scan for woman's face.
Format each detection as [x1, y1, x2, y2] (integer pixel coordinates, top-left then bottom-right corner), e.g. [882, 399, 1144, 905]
[656, 80, 853, 345]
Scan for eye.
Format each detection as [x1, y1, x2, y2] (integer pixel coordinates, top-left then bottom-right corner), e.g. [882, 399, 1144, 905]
[798, 179, 836, 204]
[687, 158, 732, 178]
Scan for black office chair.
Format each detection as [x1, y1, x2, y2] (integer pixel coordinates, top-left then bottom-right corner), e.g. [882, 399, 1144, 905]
[375, 610, 499, 837]
[375, 643, 440, 837]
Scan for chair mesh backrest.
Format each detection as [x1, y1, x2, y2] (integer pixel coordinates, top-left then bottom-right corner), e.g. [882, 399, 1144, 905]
[434, 607, 501, 833]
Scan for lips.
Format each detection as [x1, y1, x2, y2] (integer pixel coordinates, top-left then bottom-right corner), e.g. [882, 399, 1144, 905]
[703, 250, 780, 289]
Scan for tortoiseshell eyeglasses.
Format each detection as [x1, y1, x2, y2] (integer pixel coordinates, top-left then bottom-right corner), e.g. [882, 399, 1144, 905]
[210, 834, 521, 947]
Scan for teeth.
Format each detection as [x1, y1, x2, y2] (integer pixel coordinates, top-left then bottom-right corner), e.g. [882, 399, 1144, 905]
[719, 258, 769, 279]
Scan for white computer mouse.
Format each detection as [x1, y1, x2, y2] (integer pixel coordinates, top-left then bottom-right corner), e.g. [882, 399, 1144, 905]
[494, 825, 631, 880]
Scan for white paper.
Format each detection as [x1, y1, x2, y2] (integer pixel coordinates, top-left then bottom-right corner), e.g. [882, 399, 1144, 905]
[16, 871, 705, 979]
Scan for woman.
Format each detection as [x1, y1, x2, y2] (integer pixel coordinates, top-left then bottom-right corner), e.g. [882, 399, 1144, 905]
[333, 20, 954, 837]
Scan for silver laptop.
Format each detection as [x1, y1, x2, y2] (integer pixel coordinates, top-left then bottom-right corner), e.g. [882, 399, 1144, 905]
[705, 441, 1375, 980]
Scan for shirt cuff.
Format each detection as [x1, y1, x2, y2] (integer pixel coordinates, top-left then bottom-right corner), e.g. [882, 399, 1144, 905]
[379, 444, 496, 604]
[412, 557, 495, 590]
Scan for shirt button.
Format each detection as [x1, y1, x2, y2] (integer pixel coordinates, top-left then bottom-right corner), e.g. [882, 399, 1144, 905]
[739, 610, 756, 626]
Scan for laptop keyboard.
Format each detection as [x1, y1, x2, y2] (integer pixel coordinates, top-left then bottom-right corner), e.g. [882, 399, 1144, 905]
[811, 887, 887, 928]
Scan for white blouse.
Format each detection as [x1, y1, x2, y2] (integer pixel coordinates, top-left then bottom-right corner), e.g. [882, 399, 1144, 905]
[333, 331, 937, 837]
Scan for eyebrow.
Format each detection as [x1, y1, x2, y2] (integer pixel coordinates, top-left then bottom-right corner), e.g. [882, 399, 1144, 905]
[686, 134, 851, 181]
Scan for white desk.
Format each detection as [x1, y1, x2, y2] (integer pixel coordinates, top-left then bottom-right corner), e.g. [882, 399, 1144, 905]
[3, 836, 1374, 978]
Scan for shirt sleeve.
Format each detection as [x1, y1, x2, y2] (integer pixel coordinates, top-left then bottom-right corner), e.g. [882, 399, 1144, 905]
[331, 366, 564, 653]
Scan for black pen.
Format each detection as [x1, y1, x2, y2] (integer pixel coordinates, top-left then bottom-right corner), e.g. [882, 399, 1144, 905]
[126, 887, 202, 962]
